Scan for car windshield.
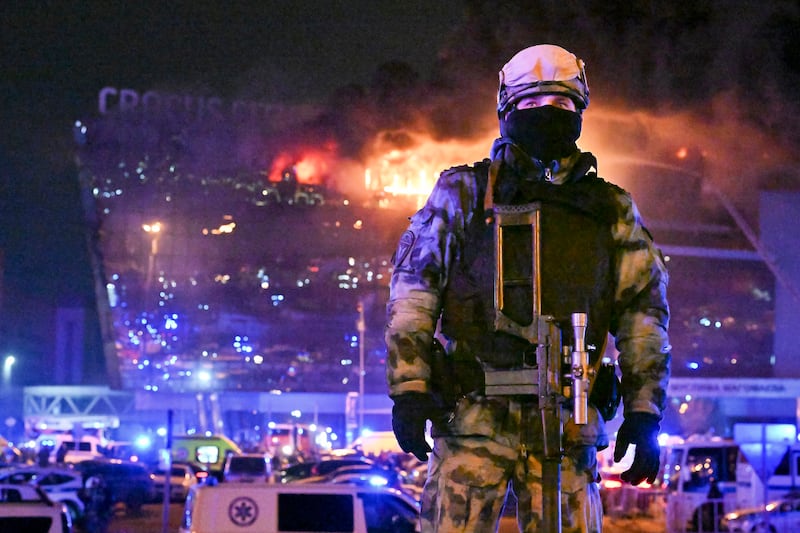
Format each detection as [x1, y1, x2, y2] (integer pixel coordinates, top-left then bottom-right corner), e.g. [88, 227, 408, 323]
[230, 457, 265, 473]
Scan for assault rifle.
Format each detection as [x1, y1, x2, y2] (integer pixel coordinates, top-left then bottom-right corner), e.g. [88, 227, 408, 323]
[486, 201, 590, 533]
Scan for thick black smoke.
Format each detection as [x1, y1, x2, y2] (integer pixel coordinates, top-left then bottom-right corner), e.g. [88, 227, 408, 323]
[301, 0, 800, 216]
[80, 1, 800, 218]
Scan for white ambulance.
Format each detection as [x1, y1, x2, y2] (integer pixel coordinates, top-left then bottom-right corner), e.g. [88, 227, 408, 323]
[180, 482, 419, 533]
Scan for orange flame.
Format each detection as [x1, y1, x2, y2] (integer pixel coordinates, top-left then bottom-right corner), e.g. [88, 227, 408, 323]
[363, 129, 492, 207]
[262, 103, 785, 211]
[266, 145, 337, 185]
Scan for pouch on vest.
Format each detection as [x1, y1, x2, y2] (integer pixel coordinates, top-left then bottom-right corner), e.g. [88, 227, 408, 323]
[589, 362, 620, 421]
[430, 339, 483, 411]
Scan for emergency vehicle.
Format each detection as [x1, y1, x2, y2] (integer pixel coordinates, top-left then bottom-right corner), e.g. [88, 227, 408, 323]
[171, 434, 242, 481]
[663, 436, 800, 533]
[180, 482, 419, 533]
[261, 423, 321, 462]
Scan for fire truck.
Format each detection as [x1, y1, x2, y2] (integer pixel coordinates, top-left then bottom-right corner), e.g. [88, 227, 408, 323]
[261, 422, 325, 464]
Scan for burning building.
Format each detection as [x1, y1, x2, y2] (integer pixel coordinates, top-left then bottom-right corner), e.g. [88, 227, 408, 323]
[68, 2, 800, 441]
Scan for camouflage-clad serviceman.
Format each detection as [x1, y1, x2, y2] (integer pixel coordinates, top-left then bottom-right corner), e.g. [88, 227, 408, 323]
[384, 44, 671, 533]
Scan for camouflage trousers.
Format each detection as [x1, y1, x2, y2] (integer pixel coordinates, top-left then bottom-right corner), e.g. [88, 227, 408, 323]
[421, 397, 603, 533]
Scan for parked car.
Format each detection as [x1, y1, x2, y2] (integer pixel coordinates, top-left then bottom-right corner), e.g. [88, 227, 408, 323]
[297, 464, 400, 487]
[397, 458, 426, 502]
[722, 494, 800, 532]
[279, 457, 374, 483]
[223, 453, 272, 483]
[72, 459, 155, 512]
[0, 465, 84, 522]
[0, 482, 73, 533]
[151, 462, 203, 502]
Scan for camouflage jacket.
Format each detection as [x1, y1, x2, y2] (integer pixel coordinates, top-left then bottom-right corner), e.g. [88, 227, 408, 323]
[384, 147, 671, 419]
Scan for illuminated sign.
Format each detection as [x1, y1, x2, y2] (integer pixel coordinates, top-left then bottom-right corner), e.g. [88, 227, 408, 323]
[98, 86, 274, 122]
[668, 377, 800, 398]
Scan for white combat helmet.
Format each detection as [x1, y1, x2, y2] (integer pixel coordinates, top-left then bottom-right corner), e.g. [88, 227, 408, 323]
[497, 44, 589, 115]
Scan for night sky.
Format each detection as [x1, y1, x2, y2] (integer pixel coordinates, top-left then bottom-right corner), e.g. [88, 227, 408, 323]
[0, 1, 465, 380]
[1, 1, 799, 384]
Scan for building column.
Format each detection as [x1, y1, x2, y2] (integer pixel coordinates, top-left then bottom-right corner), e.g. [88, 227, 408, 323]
[760, 191, 800, 377]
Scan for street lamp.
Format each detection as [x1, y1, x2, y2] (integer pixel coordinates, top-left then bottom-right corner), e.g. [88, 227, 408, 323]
[2, 355, 15, 386]
[142, 221, 162, 290]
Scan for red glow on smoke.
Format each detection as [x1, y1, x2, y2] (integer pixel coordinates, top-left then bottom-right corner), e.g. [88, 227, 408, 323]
[260, 102, 793, 214]
[266, 142, 339, 185]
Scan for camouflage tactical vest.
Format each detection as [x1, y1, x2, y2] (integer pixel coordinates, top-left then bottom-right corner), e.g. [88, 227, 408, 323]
[440, 157, 623, 369]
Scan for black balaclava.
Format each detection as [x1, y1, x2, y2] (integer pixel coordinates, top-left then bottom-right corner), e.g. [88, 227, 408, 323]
[499, 106, 582, 163]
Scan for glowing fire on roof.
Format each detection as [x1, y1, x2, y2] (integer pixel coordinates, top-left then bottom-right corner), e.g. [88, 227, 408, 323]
[362, 129, 492, 205]
[262, 103, 790, 212]
[265, 143, 337, 185]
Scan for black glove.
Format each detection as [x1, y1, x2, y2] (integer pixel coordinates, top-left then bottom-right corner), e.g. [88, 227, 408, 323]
[391, 392, 437, 462]
[613, 412, 661, 485]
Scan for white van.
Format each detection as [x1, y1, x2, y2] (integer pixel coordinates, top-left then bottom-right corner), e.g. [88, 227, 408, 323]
[223, 453, 272, 483]
[36, 434, 104, 464]
[180, 482, 419, 533]
[663, 438, 746, 533]
[663, 436, 800, 533]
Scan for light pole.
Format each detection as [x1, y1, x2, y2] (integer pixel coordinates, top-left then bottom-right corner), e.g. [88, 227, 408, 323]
[356, 301, 366, 437]
[142, 221, 161, 292]
[140, 222, 161, 379]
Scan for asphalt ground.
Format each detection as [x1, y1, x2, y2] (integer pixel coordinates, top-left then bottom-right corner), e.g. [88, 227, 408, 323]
[102, 503, 667, 533]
